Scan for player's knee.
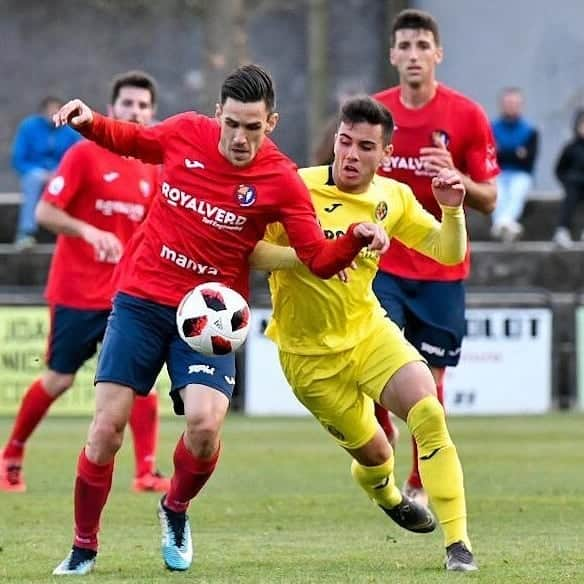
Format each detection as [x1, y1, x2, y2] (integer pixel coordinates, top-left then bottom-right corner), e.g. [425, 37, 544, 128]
[350, 429, 393, 466]
[406, 395, 451, 455]
[380, 361, 436, 418]
[361, 446, 392, 467]
[42, 371, 75, 397]
[184, 412, 221, 456]
[87, 414, 125, 460]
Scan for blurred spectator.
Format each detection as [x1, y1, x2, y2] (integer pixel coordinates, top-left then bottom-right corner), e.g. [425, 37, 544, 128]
[553, 109, 584, 248]
[311, 84, 362, 165]
[11, 96, 80, 249]
[312, 115, 338, 166]
[490, 88, 539, 242]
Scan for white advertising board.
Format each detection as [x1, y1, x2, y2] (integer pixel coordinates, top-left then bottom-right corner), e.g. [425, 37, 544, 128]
[245, 308, 553, 416]
[445, 308, 552, 414]
[244, 308, 307, 415]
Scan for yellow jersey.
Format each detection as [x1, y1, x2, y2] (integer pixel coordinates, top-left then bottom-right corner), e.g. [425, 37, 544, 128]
[264, 165, 465, 355]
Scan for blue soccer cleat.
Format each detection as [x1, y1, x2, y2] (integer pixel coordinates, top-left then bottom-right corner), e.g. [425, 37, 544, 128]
[52, 546, 97, 576]
[157, 496, 193, 571]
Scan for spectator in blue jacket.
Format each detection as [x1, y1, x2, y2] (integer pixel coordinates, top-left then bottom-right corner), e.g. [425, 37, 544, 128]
[490, 88, 539, 242]
[11, 96, 80, 249]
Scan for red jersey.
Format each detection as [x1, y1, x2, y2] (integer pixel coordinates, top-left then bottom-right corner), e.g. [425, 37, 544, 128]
[374, 84, 499, 280]
[79, 112, 363, 307]
[42, 140, 157, 309]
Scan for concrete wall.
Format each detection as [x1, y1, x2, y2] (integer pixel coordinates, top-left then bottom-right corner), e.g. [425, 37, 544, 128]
[1, 0, 203, 190]
[3, 0, 580, 194]
[0, 0, 386, 190]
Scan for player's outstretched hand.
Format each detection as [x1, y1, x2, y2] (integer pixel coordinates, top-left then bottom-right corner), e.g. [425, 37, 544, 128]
[419, 132, 455, 174]
[431, 168, 466, 207]
[53, 99, 93, 128]
[353, 222, 389, 253]
[80, 224, 123, 263]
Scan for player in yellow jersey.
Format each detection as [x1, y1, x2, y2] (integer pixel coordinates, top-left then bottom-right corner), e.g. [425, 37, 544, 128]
[254, 96, 477, 572]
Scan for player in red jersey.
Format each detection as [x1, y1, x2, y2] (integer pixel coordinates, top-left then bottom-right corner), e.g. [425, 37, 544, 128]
[0, 72, 171, 496]
[1, 71, 170, 495]
[371, 8, 499, 538]
[50, 64, 388, 575]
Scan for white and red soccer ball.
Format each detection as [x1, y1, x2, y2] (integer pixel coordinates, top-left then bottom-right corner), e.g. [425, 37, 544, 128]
[176, 282, 251, 356]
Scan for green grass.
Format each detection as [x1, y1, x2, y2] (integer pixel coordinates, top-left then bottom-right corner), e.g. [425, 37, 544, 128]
[1, 413, 583, 583]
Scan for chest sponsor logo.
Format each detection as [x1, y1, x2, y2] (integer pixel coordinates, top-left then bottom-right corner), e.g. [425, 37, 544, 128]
[185, 158, 205, 170]
[379, 155, 433, 177]
[160, 244, 219, 276]
[375, 201, 388, 221]
[161, 181, 247, 231]
[323, 228, 380, 261]
[95, 199, 146, 222]
[47, 175, 65, 196]
[234, 184, 257, 207]
[103, 172, 120, 183]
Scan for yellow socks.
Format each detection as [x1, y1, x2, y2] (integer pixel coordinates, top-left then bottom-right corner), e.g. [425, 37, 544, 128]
[407, 395, 470, 548]
[351, 456, 402, 509]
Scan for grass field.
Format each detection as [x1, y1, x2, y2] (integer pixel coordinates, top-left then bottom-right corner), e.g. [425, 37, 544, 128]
[1, 413, 583, 583]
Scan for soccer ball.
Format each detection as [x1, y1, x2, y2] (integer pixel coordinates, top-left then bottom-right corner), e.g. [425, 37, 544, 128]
[176, 282, 251, 356]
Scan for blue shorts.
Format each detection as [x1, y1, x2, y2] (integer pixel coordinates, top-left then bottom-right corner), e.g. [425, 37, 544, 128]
[47, 305, 110, 374]
[372, 272, 466, 368]
[96, 292, 236, 414]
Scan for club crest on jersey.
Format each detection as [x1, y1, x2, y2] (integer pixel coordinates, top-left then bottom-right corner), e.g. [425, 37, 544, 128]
[431, 129, 450, 148]
[234, 184, 257, 207]
[375, 201, 388, 221]
[47, 175, 65, 196]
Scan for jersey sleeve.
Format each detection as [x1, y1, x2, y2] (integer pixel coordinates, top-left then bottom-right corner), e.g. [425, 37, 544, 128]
[464, 105, 500, 182]
[391, 183, 467, 265]
[143, 165, 161, 217]
[77, 112, 185, 164]
[276, 171, 364, 278]
[391, 183, 440, 246]
[41, 142, 88, 210]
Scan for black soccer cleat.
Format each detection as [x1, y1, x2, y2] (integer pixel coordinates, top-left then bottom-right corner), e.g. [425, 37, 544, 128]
[445, 541, 478, 571]
[380, 493, 436, 533]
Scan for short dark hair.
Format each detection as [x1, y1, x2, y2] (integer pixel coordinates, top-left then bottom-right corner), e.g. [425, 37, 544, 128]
[573, 109, 584, 135]
[110, 70, 158, 106]
[39, 96, 63, 112]
[500, 86, 523, 98]
[339, 96, 394, 146]
[391, 9, 440, 46]
[220, 64, 276, 112]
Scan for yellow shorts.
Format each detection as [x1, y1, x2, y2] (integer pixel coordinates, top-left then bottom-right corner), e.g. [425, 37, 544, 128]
[279, 317, 423, 449]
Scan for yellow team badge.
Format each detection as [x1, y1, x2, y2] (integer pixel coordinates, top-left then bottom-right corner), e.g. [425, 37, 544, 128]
[374, 201, 388, 221]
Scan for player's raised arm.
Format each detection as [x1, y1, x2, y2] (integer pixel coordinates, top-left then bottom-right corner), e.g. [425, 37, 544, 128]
[53, 99, 164, 164]
[393, 168, 467, 266]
